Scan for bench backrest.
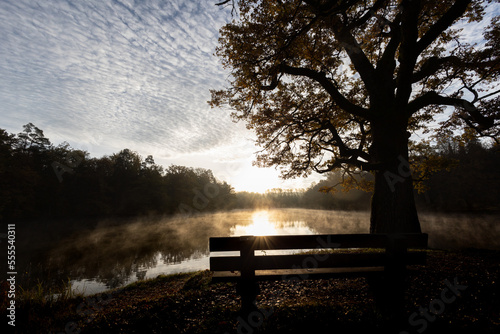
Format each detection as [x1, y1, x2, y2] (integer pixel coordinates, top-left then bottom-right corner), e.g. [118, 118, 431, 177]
[210, 233, 428, 275]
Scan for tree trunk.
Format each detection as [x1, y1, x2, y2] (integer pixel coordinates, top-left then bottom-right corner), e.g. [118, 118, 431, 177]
[369, 119, 421, 233]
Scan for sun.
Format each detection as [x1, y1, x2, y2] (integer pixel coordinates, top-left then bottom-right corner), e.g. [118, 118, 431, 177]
[231, 165, 282, 193]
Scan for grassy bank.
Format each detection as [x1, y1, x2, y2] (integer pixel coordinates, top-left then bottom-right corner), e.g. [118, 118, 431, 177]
[5, 249, 499, 333]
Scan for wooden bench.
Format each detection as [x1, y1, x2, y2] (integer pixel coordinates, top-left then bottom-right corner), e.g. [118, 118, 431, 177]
[209, 233, 428, 314]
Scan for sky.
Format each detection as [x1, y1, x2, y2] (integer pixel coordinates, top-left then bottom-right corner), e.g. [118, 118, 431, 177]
[0, 1, 498, 193]
[0, 0, 321, 192]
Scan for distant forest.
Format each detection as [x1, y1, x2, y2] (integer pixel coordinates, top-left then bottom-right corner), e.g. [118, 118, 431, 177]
[1, 124, 499, 222]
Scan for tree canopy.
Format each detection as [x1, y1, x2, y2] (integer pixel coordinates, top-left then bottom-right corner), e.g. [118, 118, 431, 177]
[211, 0, 500, 233]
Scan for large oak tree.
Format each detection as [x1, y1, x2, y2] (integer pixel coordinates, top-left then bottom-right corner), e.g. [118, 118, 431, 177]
[210, 0, 500, 233]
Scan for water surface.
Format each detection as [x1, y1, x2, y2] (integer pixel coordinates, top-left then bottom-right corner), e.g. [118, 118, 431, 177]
[17, 208, 500, 295]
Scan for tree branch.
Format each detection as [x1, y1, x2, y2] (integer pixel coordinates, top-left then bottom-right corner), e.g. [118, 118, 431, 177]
[305, 3, 379, 94]
[320, 157, 383, 173]
[415, 0, 472, 54]
[215, 0, 236, 15]
[347, 0, 388, 30]
[408, 91, 495, 130]
[411, 56, 461, 83]
[334, 25, 379, 95]
[303, 0, 361, 17]
[321, 119, 371, 162]
[376, 13, 402, 73]
[279, 64, 373, 120]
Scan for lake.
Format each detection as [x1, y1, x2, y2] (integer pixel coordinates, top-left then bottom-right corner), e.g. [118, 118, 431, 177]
[16, 208, 500, 296]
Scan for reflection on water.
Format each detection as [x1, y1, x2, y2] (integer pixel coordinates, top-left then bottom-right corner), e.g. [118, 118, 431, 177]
[230, 211, 315, 236]
[17, 208, 500, 296]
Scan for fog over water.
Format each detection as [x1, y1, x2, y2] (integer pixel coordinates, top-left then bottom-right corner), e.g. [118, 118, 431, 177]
[16, 209, 500, 296]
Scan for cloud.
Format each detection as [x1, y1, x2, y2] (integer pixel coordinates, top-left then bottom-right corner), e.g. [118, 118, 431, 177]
[0, 0, 236, 158]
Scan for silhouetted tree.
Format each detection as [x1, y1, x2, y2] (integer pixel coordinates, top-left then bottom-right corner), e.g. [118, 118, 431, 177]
[211, 0, 500, 232]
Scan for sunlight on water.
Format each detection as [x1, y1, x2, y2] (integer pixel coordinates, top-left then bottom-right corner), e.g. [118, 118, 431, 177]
[230, 210, 316, 236]
[238, 211, 278, 235]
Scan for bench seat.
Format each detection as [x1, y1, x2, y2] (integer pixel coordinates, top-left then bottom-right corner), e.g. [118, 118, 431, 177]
[212, 266, 387, 282]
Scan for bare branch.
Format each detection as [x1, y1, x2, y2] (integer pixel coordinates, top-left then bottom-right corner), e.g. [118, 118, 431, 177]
[215, 0, 236, 16]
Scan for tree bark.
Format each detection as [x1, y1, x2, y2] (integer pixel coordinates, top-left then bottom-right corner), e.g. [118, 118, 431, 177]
[369, 119, 421, 233]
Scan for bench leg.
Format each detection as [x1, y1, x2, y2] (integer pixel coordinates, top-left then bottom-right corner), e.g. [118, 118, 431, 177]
[237, 279, 260, 314]
[368, 272, 407, 326]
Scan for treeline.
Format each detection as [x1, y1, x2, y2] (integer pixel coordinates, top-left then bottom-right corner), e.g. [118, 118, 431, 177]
[413, 139, 500, 212]
[1, 124, 498, 222]
[0, 124, 234, 221]
[235, 178, 372, 211]
[233, 139, 500, 213]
